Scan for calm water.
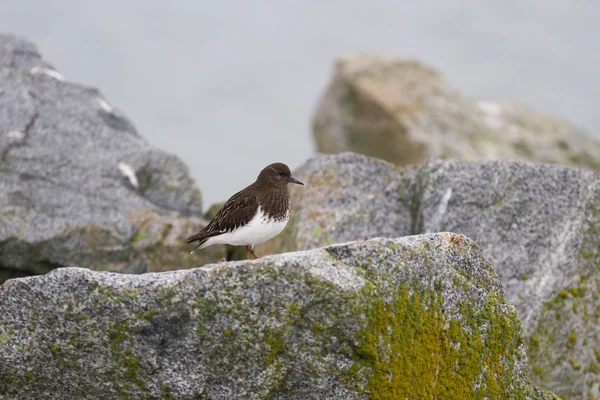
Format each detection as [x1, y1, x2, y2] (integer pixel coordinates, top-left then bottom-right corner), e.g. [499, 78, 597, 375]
[2, 1, 599, 206]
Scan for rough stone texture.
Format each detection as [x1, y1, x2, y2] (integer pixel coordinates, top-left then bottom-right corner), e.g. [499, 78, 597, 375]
[0, 234, 556, 399]
[312, 53, 600, 172]
[261, 152, 600, 399]
[416, 158, 600, 400]
[0, 33, 224, 281]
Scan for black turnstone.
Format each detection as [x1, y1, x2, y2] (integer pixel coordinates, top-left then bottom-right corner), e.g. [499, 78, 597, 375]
[186, 162, 304, 259]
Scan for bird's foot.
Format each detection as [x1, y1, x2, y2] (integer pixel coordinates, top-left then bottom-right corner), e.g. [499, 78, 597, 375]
[247, 246, 259, 259]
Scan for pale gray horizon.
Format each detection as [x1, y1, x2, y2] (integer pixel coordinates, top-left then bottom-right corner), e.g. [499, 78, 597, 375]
[2, 1, 599, 207]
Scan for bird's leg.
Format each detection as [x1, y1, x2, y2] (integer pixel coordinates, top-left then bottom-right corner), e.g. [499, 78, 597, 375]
[245, 246, 250, 260]
[248, 246, 259, 259]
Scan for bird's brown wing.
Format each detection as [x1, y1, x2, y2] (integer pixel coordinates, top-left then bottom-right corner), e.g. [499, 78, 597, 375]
[186, 187, 259, 245]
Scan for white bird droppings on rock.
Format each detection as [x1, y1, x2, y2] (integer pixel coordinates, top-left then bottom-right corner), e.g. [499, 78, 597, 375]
[478, 101, 504, 129]
[118, 162, 139, 189]
[97, 97, 114, 113]
[477, 101, 502, 116]
[6, 131, 25, 140]
[29, 66, 65, 81]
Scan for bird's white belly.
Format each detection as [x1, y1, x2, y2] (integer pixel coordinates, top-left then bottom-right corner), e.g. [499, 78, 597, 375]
[205, 207, 289, 248]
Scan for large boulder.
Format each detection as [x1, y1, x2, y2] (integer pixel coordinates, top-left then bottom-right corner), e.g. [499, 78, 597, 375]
[312, 53, 600, 172]
[0, 234, 556, 399]
[261, 152, 600, 399]
[0, 33, 223, 282]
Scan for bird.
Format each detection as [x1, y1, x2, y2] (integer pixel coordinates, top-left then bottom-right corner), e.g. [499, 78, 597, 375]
[186, 162, 304, 259]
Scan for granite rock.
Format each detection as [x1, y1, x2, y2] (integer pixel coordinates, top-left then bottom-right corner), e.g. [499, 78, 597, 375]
[262, 152, 600, 399]
[0, 33, 224, 280]
[0, 234, 557, 399]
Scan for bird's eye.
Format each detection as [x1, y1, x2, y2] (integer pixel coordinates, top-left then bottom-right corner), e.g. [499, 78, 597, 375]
[278, 171, 285, 176]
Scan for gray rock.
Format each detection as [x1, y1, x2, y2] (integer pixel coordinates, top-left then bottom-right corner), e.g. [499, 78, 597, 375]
[0, 33, 224, 279]
[0, 234, 556, 399]
[418, 159, 600, 400]
[264, 152, 600, 399]
[312, 53, 600, 172]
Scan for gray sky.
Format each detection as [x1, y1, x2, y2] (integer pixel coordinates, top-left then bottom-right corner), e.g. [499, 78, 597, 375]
[2, 0, 599, 206]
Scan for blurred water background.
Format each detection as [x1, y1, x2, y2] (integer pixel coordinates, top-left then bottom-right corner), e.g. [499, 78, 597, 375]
[2, 0, 598, 206]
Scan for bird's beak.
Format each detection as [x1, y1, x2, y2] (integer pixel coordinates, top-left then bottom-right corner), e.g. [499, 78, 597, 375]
[287, 176, 304, 185]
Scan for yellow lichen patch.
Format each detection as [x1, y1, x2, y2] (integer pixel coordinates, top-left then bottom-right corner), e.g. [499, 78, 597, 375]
[353, 285, 525, 399]
[0, 332, 11, 344]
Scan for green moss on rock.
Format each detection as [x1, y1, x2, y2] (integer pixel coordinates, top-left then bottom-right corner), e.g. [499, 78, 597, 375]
[0, 333, 11, 345]
[349, 280, 535, 399]
[0, 234, 557, 399]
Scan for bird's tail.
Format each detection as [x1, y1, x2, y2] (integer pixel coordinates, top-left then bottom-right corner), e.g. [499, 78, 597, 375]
[190, 242, 204, 254]
[186, 232, 206, 244]
[186, 231, 220, 254]
[186, 235, 208, 254]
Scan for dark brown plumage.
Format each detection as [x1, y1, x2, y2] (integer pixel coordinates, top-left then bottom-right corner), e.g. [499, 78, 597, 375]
[186, 162, 304, 259]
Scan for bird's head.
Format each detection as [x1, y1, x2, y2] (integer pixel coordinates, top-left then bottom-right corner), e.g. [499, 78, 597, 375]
[257, 162, 304, 188]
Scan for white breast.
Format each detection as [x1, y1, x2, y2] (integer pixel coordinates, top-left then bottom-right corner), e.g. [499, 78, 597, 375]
[202, 206, 289, 249]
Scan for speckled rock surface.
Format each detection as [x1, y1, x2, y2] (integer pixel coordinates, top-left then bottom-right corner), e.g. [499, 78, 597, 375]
[417, 159, 600, 400]
[0, 33, 223, 281]
[264, 152, 600, 399]
[312, 53, 600, 172]
[0, 234, 556, 399]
